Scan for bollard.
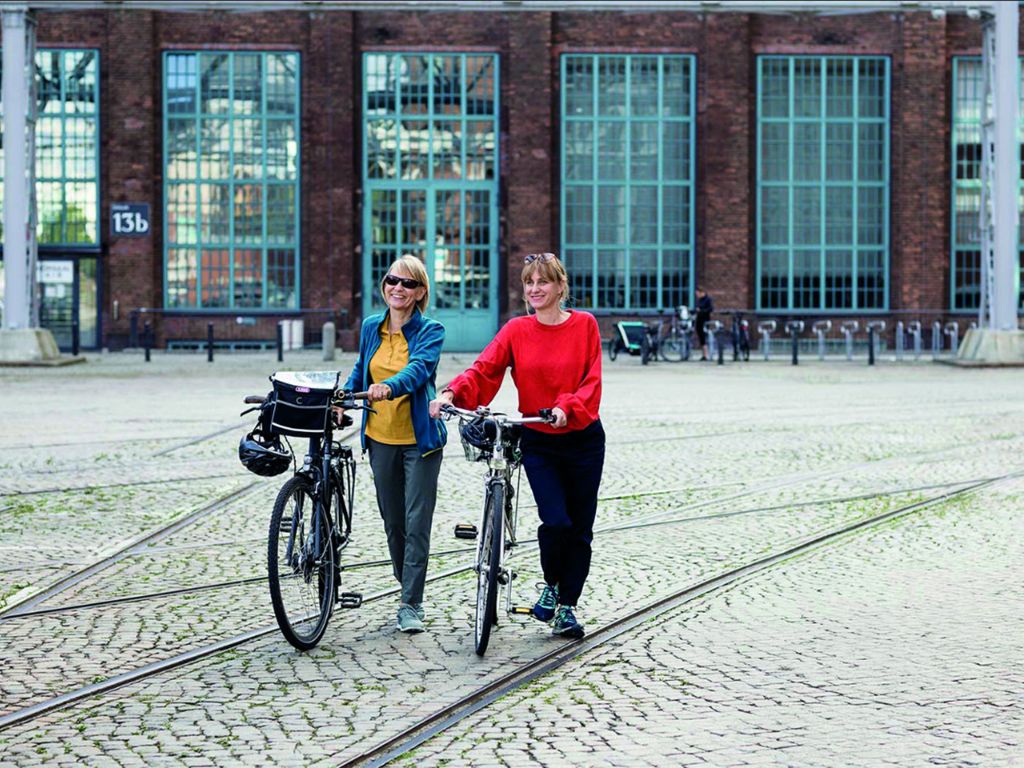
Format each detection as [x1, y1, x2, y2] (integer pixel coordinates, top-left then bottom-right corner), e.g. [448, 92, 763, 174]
[757, 320, 776, 361]
[866, 320, 887, 365]
[717, 330, 724, 365]
[207, 323, 214, 362]
[322, 321, 336, 362]
[785, 320, 804, 366]
[276, 321, 284, 363]
[812, 320, 832, 361]
[932, 321, 942, 356]
[71, 320, 80, 357]
[908, 321, 922, 360]
[130, 312, 139, 348]
[143, 321, 152, 362]
[895, 321, 904, 361]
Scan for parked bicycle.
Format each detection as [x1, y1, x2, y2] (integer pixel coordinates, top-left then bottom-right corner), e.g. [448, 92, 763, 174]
[439, 402, 555, 656]
[658, 305, 693, 362]
[238, 371, 374, 650]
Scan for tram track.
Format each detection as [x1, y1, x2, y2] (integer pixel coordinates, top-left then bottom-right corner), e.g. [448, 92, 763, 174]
[0, 474, 990, 621]
[0, 470, 1013, 734]
[343, 471, 1018, 767]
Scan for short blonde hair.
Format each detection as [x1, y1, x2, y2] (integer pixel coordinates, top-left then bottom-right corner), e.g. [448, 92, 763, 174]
[522, 252, 569, 308]
[381, 254, 430, 313]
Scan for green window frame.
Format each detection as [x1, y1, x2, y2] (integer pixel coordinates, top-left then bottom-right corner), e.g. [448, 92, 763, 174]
[756, 56, 890, 312]
[162, 50, 300, 310]
[0, 48, 100, 246]
[561, 54, 695, 312]
[362, 52, 500, 315]
[950, 57, 1024, 312]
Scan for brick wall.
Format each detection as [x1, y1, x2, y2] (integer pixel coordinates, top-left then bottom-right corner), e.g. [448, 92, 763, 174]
[28, 8, 1021, 349]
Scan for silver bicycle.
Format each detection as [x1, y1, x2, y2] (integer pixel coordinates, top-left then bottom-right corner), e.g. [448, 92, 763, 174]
[441, 403, 554, 656]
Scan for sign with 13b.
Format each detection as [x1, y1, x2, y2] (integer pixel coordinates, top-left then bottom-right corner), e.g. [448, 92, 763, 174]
[111, 203, 151, 237]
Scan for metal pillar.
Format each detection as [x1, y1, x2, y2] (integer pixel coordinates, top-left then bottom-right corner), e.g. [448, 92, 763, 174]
[2, 6, 38, 330]
[979, 1, 1019, 331]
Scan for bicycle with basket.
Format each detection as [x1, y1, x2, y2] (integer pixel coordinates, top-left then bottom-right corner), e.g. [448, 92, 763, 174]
[439, 402, 555, 656]
[238, 371, 374, 650]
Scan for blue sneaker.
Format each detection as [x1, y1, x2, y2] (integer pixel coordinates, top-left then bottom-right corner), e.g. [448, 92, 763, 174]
[551, 605, 584, 639]
[532, 583, 558, 622]
[396, 603, 424, 633]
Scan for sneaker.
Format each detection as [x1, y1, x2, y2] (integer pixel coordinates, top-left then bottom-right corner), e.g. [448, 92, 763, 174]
[396, 603, 424, 633]
[410, 602, 425, 621]
[551, 605, 584, 640]
[532, 583, 559, 622]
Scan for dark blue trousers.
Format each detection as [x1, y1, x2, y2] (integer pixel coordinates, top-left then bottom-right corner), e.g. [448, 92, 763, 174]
[520, 420, 605, 607]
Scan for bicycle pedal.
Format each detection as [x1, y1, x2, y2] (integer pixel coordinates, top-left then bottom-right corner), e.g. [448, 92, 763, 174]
[454, 523, 477, 540]
[338, 591, 362, 609]
[511, 606, 533, 616]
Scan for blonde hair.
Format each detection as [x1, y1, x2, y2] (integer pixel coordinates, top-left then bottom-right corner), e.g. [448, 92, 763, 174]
[522, 252, 569, 310]
[381, 254, 430, 313]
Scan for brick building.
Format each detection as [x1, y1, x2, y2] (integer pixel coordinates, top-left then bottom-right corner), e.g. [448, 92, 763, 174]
[1, 2, 1020, 351]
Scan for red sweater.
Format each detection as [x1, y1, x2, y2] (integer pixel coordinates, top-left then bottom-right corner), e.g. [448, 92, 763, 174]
[446, 311, 602, 434]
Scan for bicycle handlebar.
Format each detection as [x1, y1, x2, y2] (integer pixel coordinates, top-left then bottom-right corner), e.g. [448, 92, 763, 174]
[440, 403, 555, 425]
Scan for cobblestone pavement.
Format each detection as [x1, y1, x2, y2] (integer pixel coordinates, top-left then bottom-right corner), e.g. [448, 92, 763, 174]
[0, 350, 1022, 766]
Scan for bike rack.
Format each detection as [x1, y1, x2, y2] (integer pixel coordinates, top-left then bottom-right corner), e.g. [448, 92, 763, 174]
[931, 321, 942, 356]
[907, 320, 923, 360]
[866, 320, 886, 365]
[943, 320, 960, 353]
[757, 320, 777, 361]
[705, 320, 723, 362]
[840, 320, 859, 361]
[784, 320, 804, 366]
[895, 321, 905, 361]
[812, 319, 832, 360]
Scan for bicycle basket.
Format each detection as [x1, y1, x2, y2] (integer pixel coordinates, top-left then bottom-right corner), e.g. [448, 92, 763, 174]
[269, 371, 340, 437]
[459, 417, 495, 462]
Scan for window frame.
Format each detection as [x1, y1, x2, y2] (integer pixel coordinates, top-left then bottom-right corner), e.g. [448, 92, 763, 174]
[160, 49, 302, 312]
[755, 54, 891, 314]
[559, 53, 696, 314]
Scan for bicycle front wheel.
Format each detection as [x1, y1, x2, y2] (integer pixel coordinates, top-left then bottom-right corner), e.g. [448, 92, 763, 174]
[474, 481, 504, 656]
[268, 475, 336, 651]
[659, 330, 687, 362]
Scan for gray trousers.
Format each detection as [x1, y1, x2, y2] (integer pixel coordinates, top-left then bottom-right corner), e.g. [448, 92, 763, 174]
[366, 438, 443, 606]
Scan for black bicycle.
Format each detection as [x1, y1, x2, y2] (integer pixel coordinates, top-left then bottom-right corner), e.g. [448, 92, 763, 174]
[240, 372, 373, 650]
[441, 403, 554, 656]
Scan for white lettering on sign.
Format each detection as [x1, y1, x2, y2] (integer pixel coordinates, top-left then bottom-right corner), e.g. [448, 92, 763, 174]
[112, 211, 150, 235]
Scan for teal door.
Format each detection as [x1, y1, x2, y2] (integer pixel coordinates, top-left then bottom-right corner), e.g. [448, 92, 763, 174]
[362, 52, 499, 352]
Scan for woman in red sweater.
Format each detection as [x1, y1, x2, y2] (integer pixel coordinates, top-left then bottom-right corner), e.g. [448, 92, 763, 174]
[429, 252, 603, 639]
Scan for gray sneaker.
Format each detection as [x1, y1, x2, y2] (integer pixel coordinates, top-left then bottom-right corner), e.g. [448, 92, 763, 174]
[410, 602, 425, 621]
[396, 603, 424, 633]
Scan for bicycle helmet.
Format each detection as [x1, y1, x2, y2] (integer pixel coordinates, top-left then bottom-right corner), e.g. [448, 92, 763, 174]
[238, 428, 292, 477]
[459, 416, 496, 452]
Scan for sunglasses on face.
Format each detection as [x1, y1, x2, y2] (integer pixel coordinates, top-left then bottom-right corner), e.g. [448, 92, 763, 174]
[524, 252, 556, 265]
[383, 274, 422, 289]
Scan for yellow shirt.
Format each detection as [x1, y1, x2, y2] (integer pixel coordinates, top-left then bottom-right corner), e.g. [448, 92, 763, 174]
[365, 323, 416, 445]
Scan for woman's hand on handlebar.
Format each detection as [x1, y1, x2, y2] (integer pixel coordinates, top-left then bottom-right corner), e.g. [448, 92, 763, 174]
[366, 383, 392, 402]
[549, 407, 567, 429]
[429, 389, 454, 419]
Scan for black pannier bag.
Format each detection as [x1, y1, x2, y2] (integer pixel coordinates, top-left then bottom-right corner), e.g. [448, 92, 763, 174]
[269, 371, 340, 437]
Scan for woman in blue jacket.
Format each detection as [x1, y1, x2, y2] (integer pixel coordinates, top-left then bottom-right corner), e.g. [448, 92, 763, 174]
[340, 254, 446, 634]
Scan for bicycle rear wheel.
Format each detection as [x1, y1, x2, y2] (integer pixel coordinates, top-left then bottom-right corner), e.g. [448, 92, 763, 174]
[474, 481, 504, 656]
[268, 475, 336, 651]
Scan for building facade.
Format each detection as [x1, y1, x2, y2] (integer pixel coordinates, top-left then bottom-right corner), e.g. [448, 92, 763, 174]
[0, 5, 1021, 351]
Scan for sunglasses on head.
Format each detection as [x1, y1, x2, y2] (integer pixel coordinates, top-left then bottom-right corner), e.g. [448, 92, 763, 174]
[383, 274, 422, 289]
[524, 252, 556, 265]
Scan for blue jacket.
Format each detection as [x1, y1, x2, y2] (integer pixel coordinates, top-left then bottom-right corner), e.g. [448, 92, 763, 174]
[343, 309, 447, 456]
